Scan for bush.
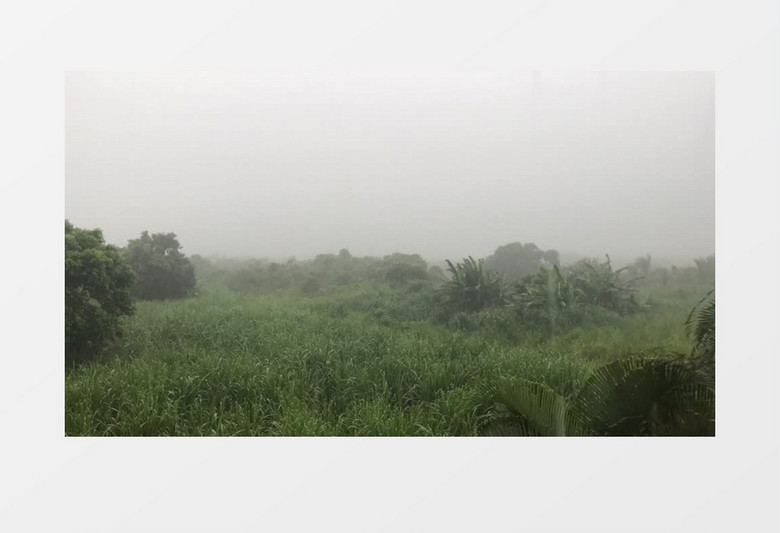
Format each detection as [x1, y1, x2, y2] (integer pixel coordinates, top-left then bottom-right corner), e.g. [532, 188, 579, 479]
[441, 257, 506, 314]
[65, 220, 134, 363]
[124, 231, 196, 300]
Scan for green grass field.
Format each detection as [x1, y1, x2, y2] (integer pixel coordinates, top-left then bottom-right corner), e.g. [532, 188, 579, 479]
[65, 284, 707, 436]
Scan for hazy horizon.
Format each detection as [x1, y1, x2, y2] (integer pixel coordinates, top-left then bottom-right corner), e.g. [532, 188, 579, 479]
[65, 71, 714, 268]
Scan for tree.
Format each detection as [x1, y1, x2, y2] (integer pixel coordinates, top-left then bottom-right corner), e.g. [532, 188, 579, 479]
[65, 220, 135, 363]
[124, 231, 196, 300]
[633, 253, 652, 277]
[693, 255, 715, 283]
[484, 242, 560, 283]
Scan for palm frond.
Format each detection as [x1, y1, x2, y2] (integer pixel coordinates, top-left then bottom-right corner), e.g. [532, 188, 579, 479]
[479, 379, 568, 436]
[570, 357, 714, 436]
[684, 290, 715, 359]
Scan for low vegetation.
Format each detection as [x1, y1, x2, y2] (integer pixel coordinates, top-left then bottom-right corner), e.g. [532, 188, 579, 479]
[65, 221, 715, 436]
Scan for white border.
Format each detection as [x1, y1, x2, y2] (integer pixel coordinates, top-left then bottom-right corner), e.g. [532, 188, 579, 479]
[1, 1, 778, 532]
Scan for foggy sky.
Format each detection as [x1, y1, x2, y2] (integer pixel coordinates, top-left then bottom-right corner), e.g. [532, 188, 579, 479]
[65, 71, 714, 266]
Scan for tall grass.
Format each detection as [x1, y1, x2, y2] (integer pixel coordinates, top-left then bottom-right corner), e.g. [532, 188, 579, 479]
[65, 286, 704, 436]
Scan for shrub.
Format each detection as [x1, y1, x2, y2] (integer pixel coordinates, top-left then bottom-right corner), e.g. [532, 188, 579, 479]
[65, 220, 134, 363]
[516, 257, 640, 318]
[384, 263, 429, 286]
[441, 256, 505, 314]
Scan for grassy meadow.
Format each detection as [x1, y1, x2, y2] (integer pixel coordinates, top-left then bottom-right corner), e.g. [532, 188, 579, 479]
[65, 282, 707, 436]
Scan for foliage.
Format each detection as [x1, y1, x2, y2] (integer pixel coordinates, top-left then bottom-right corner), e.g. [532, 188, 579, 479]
[479, 379, 568, 436]
[65, 220, 135, 363]
[480, 298, 716, 436]
[685, 290, 715, 358]
[383, 260, 430, 286]
[631, 254, 652, 277]
[693, 255, 715, 283]
[484, 242, 559, 283]
[65, 283, 704, 436]
[221, 250, 441, 295]
[684, 290, 715, 386]
[570, 356, 714, 436]
[441, 256, 506, 314]
[480, 356, 714, 436]
[124, 231, 196, 300]
[568, 256, 641, 314]
[508, 257, 640, 335]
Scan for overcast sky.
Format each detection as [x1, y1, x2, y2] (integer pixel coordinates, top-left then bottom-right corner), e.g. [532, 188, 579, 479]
[65, 71, 714, 266]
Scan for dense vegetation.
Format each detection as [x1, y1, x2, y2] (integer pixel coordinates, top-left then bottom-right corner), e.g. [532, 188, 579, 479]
[65, 223, 715, 436]
[65, 221, 135, 364]
[124, 231, 196, 300]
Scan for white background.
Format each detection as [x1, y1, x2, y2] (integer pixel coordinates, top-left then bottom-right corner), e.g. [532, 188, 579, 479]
[1, 1, 778, 532]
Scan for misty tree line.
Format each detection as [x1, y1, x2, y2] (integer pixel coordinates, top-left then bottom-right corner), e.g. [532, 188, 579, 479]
[65, 219, 715, 363]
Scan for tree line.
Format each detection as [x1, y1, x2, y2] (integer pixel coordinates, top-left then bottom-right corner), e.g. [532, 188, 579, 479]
[65, 219, 714, 364]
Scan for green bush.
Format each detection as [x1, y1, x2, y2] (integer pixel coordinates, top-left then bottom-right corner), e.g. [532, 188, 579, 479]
[65, 220, 135, 363]
[441, 257, 505, 314]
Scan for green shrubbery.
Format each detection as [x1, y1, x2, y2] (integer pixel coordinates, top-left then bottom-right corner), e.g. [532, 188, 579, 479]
[191, 243, 716, 346]
[65, 220, 135, 363]
[441, 257, 506, 314]
[478, 297, 716, 436]
[438, 255, 641, 339]
[218, 250, 443, 295]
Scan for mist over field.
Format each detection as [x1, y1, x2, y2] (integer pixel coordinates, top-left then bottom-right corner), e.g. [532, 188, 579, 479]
[65, 71, 717, 437]
[65, 71, 713, 266]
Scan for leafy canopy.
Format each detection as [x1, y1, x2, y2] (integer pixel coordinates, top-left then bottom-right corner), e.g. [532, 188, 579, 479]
[484, 242, 559, 283]
[65, 220, 135, 363]
[124, 231, 196, 300]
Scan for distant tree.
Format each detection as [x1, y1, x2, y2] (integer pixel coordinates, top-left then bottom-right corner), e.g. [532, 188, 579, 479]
[633, 254, 652, 277]
[693, 255, 715, 283]
[382, 253, 428, 270]
[124, 231, 196, 300]
[384, 263, 429, 286]
[65, 220, 135, 363]
[484, 242, 560, 283]
[428, 265, 446, 283]
[657, 267, 670, 289]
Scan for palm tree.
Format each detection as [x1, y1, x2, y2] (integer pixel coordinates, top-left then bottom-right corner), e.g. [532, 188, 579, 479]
[684, 290, 715, 388]
[480, 356, 715, 436]
[479, 295, 716, 436]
